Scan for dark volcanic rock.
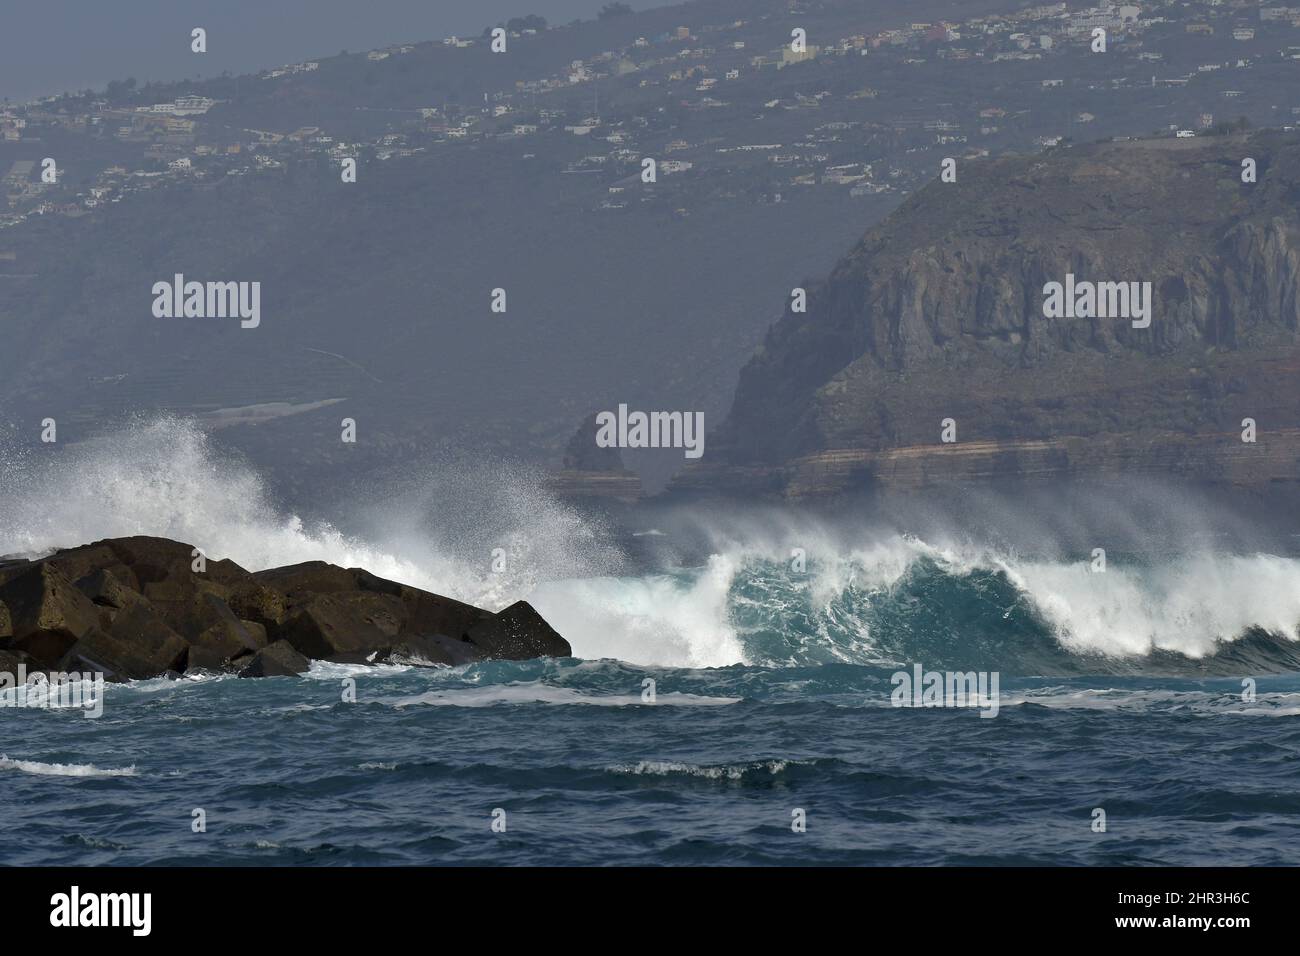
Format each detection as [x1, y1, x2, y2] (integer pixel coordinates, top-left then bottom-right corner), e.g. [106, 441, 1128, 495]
[225, 580, 287, 628]
[62, 602, 190, 681]
[0, 648, 34, 676]
[43, 544, 142, 593]
[188, 595, 266, 671]
[253, 561, 361, 597]
[240, 620, 268, 646]
[275, 590, 407, 661]
[102, 536, 252, 589]
[386, 633, 486, 667]
[74, 568, 142, 610]
[465, 600, 571, 660]
[256, 561, 491, 638]
[237, 640, 310, 678]
[142, 580, 240, 640]
[0, 537, 571, 679]
[0, 564, 101, 667]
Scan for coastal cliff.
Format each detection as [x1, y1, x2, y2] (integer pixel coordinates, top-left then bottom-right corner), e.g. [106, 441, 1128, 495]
[670, 130, 1300, 498]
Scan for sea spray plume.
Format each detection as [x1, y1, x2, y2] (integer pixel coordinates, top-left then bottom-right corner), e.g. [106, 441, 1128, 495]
[337, 447, 629, 608]
[0, 416, 422, 578]
[365, 461, 736, 667]
[0, 416, 265, 554]
[0, 417, 460, 593]
[0, 415, 626, 612]
[529, 555, 746, 668]
[0, 420, 34, 556]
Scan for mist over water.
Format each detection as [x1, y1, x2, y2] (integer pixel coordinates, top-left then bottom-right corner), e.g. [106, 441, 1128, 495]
[2, 417, 1299, 673]
[0, 417, 624, 612]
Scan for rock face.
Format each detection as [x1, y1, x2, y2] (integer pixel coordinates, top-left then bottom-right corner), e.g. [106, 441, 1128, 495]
[671, 131, 1300, 498]
[0, 536, 571, 681]
[466, 601, 570, 660]
[237, 640, 311, 679]
[548, 411, 644, 502]
[0, 564, 101, 666]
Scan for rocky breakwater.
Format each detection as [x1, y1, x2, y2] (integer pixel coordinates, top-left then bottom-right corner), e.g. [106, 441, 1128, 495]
[0, 536, 569, 680]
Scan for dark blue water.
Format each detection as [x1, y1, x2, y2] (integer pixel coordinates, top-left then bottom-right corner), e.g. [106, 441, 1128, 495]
[4, 658, 1299, 865]
[5, 421, 1300, 864]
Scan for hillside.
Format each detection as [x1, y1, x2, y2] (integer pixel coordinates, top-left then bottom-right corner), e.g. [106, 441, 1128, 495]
[4, 0, 1299, 497]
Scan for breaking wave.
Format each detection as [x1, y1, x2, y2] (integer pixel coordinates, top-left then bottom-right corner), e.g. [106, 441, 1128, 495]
[0, 756, 137, 778]
[2, 417, 1299, 675]
[533, 539, 1300, 673]
[607, 759, 805, 780]
[0, 416, 622, 611]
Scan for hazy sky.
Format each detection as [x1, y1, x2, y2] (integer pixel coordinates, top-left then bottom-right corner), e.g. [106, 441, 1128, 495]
[0, 0, 668, 103]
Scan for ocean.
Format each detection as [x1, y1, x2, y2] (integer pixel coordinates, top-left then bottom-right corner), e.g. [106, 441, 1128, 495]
[2, 419, 1299, 866]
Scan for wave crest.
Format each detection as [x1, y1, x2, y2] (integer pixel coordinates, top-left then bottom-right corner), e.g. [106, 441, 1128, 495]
[3, 417, 1298, 674]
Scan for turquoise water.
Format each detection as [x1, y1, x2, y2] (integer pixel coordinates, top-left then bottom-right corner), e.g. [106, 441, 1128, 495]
[3, 420, 1298, 864]
[4, 554, 1299, 866]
